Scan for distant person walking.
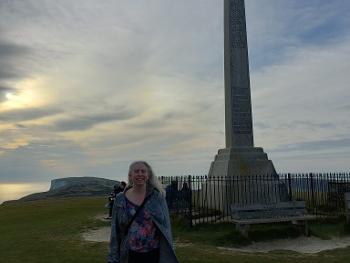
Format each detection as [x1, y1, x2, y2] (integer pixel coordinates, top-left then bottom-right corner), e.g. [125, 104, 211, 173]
[108, 161, 178, 263]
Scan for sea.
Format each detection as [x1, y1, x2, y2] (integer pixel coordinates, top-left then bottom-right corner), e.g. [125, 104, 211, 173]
[0, 182, 50, 205]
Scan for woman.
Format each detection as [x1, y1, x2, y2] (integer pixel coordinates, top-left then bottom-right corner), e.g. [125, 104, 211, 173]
[108, 161, 179, 263]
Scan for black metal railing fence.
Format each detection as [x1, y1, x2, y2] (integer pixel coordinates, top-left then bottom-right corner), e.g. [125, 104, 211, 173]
[160, 173, 350, 226]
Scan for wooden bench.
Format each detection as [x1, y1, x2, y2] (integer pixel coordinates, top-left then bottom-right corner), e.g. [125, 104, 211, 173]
[230, 201, 317, 238]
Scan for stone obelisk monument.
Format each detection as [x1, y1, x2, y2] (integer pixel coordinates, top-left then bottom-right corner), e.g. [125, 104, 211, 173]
[208, 0, 277, 178]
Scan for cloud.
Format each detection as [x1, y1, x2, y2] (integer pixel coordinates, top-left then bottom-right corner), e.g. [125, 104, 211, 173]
[0, 107, 62, 122]
[52, 108, 137, 132]
[15, 124, 27, 129]
[0, 138, 87, 182]
[0, 40, 33, 81]
[278, 121, 335, 130]
[272, 137, 350, 153]
[252, 38, 350, 152]
[0, 40, 30, 58]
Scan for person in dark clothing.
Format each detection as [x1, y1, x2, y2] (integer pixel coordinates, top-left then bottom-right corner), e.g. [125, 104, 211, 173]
[179, 182, 191, 210]
[165, 181, 178, 210]
[108, 181, 127, 218]
[108, 192, 116, 218]
[114, 181, 127, 195]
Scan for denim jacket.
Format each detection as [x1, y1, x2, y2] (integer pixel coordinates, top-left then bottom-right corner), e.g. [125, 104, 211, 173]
[107, 186, 179, 263]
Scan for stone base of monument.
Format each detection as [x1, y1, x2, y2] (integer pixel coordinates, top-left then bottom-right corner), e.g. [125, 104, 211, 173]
[208, 147, 277, 177]
[204, 147, 289, 212]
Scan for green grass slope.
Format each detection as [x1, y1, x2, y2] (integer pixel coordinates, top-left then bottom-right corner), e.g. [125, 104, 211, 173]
[1, 197, 350, 263]
[0, 197, 108, 263]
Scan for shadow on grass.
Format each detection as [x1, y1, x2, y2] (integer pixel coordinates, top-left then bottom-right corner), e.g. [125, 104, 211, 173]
[309, 216, 350, 239]
[172, 215, 350, 248]
[172, 216, 302, 247]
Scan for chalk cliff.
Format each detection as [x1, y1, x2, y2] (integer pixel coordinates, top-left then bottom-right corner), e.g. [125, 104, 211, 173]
[16, 177, 120, 202]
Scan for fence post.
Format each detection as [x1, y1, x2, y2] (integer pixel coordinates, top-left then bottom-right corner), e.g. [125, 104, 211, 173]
[309, 173, 315, 211]
[288, 173, 292, 201]
[188, 175, 193, 227]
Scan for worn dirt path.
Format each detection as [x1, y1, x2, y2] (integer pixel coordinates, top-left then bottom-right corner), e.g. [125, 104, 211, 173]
[218, 236, 350, 254]
[82, 215, 350, 254]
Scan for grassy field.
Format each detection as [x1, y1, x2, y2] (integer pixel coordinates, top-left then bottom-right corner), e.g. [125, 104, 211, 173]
[1, 197, 350, 263]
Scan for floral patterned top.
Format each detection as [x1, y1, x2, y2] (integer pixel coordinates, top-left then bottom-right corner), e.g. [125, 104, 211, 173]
[125, 196, 160, 252]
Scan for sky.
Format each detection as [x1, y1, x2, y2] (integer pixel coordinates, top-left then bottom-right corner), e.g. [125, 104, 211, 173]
[1, 0, 350, 190]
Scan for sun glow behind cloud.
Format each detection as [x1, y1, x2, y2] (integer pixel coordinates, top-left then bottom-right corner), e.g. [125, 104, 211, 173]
[2, 89, 34, 109]
[1, 77, 50, 110]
